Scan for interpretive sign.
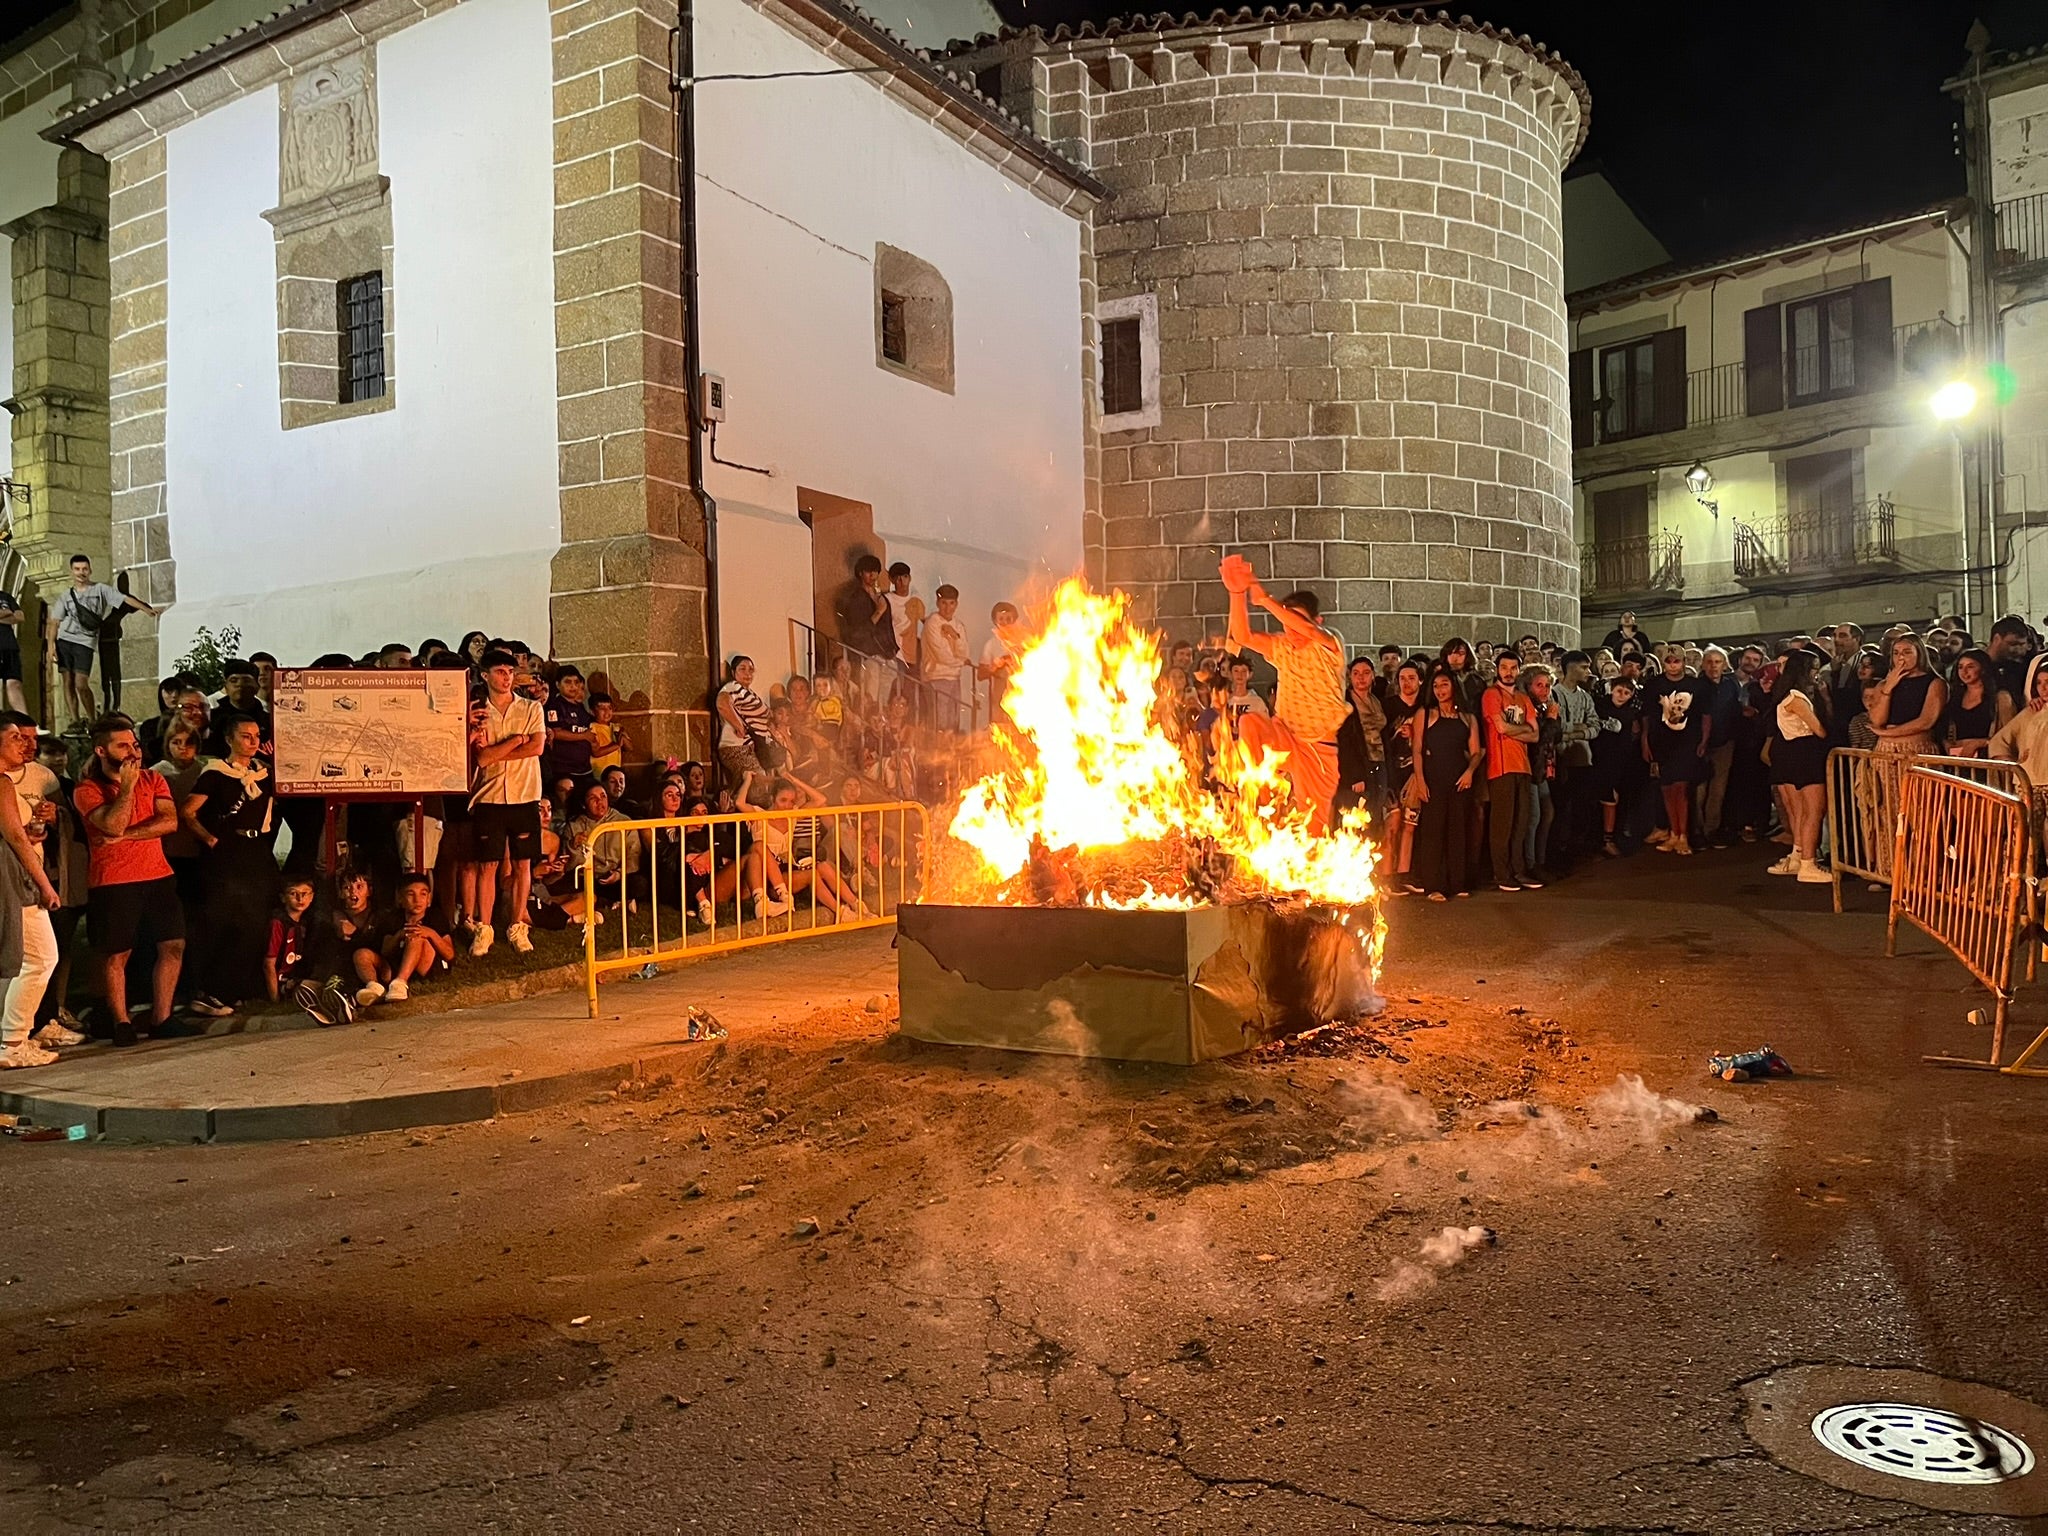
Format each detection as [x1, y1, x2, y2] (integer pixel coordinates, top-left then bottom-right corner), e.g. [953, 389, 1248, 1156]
[273, 668, 469, 797]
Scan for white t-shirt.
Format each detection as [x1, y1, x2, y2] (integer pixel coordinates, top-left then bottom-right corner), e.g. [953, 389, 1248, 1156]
[474, 694, 546, 805]
[2, 762, 58, 898]
[1777, 690, 1819, 741]
[981, 634, 1019, 671]
[886, 592, 921, 658]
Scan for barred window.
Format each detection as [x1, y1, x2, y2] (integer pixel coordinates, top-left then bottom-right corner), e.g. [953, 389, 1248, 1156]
[879, 291, 908, 366]
[339, 272, 386, 404]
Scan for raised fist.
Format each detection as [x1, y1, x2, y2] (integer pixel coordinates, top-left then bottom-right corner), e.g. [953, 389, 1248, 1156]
[1219, 553, 1256, 595]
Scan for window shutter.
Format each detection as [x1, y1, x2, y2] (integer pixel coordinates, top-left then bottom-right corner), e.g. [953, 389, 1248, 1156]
[1650, 327, 1687, 434]
[1569, 347, 1594, 449]
[1743, 303, 1782, 415]
[1851, 276, 1893, 396]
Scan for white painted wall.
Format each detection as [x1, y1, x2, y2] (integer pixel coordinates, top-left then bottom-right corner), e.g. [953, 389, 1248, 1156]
[694, 0, 1086, 685]
[1991, 80, 2048, 203]
[159, 0, 559, 666]
[0, 230, 11, 477]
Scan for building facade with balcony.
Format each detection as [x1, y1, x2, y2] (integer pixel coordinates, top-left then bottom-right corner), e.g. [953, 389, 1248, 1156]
[1566, 205, 1973, 646]
[1953, 34, 2048, 624]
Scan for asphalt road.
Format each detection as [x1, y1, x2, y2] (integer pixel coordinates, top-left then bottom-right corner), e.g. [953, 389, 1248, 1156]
[3, 847, 2045, 1533]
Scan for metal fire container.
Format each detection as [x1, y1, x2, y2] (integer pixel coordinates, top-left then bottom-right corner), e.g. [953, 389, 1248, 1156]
[895, 901, 1380, 1064]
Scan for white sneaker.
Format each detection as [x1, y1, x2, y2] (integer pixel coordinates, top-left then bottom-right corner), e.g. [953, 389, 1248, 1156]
[695, 894, 714, 927]
[33, 1021, 87, 1048]
[754, 893, 791, 919]
[1767, 854, 1801, 876]
[355, 982, 386, 1007]
[1797, 859, 1833, 884]
[470, 923, 495, 958]
[383, 979, 409, 1002]
[0, 1040, 58, 1069]
[507, 922, 533, 954]
[1645, 828, 1671, 847]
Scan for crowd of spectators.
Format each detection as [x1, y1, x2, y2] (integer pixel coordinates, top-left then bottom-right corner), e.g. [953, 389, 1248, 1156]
[0, 598, 985, 1067]
[1149, 603, 2048, 903]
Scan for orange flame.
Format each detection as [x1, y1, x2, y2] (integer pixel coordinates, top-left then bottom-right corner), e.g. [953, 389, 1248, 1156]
[937, 580, 1382, 943]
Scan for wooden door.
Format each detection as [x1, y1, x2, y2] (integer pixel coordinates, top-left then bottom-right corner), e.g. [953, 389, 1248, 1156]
[798, 487, 882, 665]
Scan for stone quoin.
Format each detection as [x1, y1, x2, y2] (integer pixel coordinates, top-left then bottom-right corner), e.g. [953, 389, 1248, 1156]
[953, 6, 1589, 649]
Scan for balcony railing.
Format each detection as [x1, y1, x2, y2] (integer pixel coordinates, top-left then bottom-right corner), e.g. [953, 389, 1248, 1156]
[1596, 319, 1955, 446]
[1581, 530, 1684, 596]
[1686, 361, 1745, 426]
[1994, 191, 2048, 272]
[1733, 497, 1897, 580]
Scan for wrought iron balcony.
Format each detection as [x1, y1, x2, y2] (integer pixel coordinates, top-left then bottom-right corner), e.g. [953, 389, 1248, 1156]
[1733, 498, 1898, 581]
[1994, 192, 2048, 273]
[1581, 530, 1684, 597]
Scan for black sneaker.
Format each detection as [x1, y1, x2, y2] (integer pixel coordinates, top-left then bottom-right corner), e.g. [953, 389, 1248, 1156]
[320, 980, 356, 1028]
[292, 980, 334, 1027]
[1497, 883, 1520, 893]
[1519, 877, 1545, 890]
[112, 1020, 138, 1048]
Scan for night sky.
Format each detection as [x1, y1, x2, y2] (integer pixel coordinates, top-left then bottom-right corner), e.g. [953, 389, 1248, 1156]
[989, 0, 2048, 263]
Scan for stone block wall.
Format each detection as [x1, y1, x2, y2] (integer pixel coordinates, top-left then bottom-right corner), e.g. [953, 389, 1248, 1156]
[969, 16, 1586, 650]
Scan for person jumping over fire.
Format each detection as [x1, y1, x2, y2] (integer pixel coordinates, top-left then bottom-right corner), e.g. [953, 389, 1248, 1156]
[1218, 553, 1350, 832]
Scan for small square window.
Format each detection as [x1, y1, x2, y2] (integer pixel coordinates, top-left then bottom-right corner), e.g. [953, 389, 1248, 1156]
[879, 291, 908, 367]
[339, 271, 385, 405]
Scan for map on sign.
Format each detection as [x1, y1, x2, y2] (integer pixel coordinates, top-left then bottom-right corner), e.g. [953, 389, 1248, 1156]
[273, 669, 471, 798]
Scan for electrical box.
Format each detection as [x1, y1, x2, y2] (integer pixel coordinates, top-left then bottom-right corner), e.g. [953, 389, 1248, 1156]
[701, 372, 727, 422]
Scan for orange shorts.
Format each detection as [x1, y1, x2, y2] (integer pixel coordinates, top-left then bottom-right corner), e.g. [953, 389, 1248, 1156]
[1241, 715, 1340, 830]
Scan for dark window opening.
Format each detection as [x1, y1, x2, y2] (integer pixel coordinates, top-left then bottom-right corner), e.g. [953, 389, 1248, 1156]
[1101, 316, 1143, 417]
[973, 64, 1004, 103]
[339, 271, 385, 405]
[879, 291, 908, 366]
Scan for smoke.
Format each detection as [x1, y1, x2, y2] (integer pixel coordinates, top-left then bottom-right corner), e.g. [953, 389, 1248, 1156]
[1587, 1074, 1708, 1140]
[1330, 1075, 1441, 1141]
[1374, 1224, 1497, 1302]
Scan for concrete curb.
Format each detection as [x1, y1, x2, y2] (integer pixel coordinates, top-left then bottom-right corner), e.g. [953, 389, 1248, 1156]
[0, 1045, 702, 1145]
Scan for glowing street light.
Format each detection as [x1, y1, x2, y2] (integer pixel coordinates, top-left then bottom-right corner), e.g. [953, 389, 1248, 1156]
[1683, 461, 1714, 497]
[1930, 379, 1979, 422]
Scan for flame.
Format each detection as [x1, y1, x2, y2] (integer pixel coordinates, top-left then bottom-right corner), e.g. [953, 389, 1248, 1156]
[934, 580, 1382, 950]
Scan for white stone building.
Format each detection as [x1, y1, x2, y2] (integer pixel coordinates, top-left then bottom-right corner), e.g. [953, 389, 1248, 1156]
[31, 0, 1090, 751]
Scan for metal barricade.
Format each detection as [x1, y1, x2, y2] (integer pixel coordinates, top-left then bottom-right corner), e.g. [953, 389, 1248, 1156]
[1887, 764, 2047, 1075]
[580, 800, 928, 1016]
[1826, 748, 2032, 913]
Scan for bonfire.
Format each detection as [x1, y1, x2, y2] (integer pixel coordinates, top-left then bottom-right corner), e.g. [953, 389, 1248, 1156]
[926, 579, 1384, 978]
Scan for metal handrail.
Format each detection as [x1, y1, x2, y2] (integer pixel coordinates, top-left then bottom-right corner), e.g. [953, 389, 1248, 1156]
[788, 616, 995, 735]
[1994, 191, 2048, 271]
[1733, 498, 1897, 578]
[580, 799, 928, 1015]
[1580, 530, 1683, 595]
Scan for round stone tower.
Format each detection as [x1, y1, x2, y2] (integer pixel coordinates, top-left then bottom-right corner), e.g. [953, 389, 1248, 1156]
[956, 8, 1588, 649]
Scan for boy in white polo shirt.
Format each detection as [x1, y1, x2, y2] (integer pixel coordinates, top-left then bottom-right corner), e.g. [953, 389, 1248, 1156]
[467, 648, 547, 957]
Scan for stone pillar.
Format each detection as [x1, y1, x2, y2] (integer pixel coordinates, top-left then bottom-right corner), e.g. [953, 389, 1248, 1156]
[4, 146, 113, 722]
[548, 0, 709, 764]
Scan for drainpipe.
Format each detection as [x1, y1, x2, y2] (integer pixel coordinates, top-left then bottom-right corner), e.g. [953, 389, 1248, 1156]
[1959, 25, 2003, 627]
[674, 0, 721, 704]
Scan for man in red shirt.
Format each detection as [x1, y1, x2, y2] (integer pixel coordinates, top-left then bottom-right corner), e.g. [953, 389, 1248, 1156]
[1480, 653, 1541, 892]
[72, 717, 185, 1045]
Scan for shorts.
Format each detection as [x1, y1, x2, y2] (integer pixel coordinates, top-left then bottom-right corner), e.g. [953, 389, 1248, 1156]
[0, 649, 19, 683]
[1654, 744, 1701, 785]
[55, 639, 94, 677]
[1771, 736, 1827, 789]
[87, 874, 186, 954]
[472, 801, 542, 862]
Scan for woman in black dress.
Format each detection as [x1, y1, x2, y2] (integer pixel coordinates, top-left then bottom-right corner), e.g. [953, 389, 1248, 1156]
[1941, 647, 2013, 758]
[1409, 668, 1482, 900]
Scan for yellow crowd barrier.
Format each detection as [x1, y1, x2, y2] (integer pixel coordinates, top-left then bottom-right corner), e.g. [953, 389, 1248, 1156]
[1887, 763, 2047, 1075]
[1826, 747, 2032, 913]
[580, 800, 927, 1017]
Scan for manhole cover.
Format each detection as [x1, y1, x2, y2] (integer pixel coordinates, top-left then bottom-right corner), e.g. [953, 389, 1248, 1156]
[1742, 1365, 2048, 1516]
[1812, 1402, 2035, 1485]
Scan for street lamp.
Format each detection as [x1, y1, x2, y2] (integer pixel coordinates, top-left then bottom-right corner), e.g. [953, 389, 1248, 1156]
[1930, 379, 1979, 421]
[1684, 461, 1714, 497]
